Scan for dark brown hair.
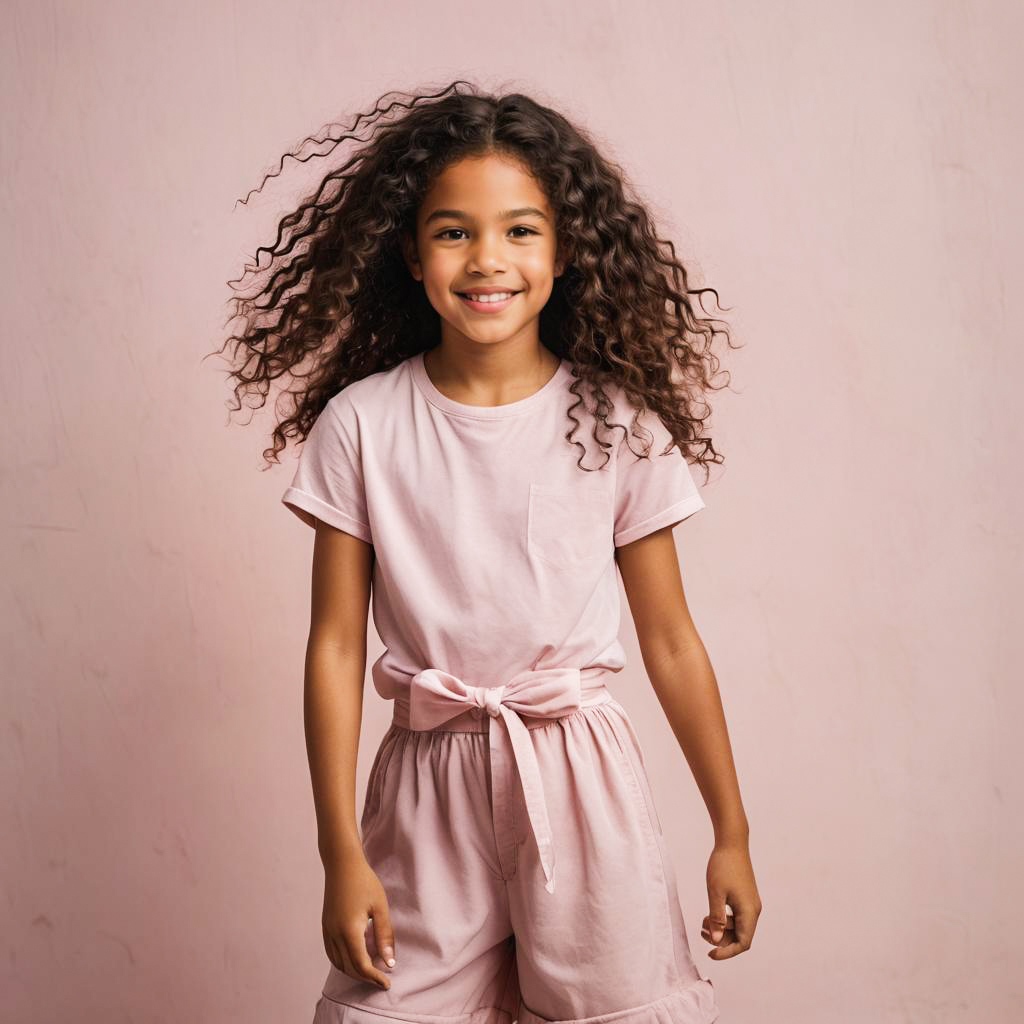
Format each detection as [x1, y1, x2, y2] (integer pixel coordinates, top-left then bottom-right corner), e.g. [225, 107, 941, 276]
[214, 79, 736, 478]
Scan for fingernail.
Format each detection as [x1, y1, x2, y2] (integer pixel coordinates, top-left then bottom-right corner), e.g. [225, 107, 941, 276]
[386, 957, 395, 967]
[711, 929, 722, 942]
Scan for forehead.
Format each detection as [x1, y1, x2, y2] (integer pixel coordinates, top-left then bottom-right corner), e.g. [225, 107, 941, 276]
[419, 153, 550, 217]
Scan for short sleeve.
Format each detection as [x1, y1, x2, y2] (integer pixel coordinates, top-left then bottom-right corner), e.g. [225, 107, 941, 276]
[613, 407, 706, 547]
[280, 395, 372, 544]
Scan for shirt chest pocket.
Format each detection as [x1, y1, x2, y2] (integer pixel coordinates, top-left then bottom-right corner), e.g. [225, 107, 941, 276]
[527, 481, 613, 570]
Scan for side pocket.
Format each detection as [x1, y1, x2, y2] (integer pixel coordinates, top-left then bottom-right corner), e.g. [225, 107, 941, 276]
[361, 728, 400, 833]
[611, 710, 665, 838]
[624, 740, 665, 838]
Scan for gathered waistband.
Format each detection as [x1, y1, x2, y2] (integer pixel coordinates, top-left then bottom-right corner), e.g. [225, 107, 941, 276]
[387, 663, 617, 894]
[391, 669, 614, 732]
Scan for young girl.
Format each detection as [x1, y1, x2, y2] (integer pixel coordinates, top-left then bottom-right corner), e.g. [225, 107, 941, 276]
[226, 80, 759, 1024]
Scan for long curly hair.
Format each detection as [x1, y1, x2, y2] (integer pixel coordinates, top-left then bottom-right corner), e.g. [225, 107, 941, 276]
[215, 79, 736, 479]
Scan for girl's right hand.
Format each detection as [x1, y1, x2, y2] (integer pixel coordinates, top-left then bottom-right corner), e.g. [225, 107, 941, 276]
[322, 851, 396, 991]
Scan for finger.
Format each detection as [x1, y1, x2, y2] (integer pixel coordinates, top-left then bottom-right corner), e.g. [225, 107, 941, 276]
[700, 909, 733, 946]
[705, 889, 730, 944]
[708, 927, 744, 960]
[331, 929, 360, 974]
[732, 899, 758, 950]
[344, 925, 391, 990]
[371, 901, 397, 969]
[338, 944, 356, 977]
[325, 932, 346, 974]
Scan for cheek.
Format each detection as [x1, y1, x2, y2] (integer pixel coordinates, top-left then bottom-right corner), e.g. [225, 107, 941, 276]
[520, 245, 557, 283]
[419, 254, 459, 297]
[419, 245, 456, 278]
[520, 259, 555, 302]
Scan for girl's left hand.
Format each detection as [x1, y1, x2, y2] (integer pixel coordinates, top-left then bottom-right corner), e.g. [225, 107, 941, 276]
[701, 840, 761, 959]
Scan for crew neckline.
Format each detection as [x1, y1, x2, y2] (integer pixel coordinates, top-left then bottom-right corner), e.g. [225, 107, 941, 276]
[411, 350, 572, 419]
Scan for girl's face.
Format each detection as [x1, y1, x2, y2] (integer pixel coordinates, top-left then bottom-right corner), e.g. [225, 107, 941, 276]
[403, 152, 564, 351]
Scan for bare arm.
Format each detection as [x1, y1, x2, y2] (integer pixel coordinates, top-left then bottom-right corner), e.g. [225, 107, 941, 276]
[615, 527, 747, 843]
[305, 520, 374, 865]
[616, 526, 761, 959]
[303, 520, 394, 989]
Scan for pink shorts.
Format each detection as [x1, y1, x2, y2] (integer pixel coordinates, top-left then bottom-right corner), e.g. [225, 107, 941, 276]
[312, 680, 720, 1024]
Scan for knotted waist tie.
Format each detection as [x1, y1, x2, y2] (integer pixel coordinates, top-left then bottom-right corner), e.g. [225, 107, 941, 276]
[391, 666, 614, 895]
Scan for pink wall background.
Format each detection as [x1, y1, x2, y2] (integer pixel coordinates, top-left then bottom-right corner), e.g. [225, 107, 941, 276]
[3, 1, 1020, 1021]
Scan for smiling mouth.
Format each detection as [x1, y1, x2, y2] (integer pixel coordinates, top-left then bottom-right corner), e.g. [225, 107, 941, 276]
[456, 290, 522, 302]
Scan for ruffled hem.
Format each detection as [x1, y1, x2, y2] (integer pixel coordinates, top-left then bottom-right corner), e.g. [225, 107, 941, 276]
[314, 976, 716, 1024]
[517, 977, 719, 1024]
[313, 992, 516, 1024]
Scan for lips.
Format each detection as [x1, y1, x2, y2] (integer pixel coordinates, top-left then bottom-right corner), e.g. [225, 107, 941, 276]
[456, 290, 521, 313]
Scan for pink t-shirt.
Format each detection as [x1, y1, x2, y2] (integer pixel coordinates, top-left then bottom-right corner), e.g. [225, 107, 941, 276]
[281, 350, 706, 700]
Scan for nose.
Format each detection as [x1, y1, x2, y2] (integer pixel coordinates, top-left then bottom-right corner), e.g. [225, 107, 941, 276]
[465, 230, 507, 275]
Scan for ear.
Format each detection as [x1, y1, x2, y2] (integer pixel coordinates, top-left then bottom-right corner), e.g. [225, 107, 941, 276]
[401, 231, 422, 282]
[553, 245, 566, 278]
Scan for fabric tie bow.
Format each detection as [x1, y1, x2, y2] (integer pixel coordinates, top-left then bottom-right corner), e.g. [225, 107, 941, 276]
[408, 665, 586, 895]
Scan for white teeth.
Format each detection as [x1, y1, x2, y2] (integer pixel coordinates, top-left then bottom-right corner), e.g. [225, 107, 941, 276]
[462, 291, 515, 303]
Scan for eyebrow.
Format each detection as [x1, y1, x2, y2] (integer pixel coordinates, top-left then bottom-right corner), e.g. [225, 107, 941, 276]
[423, 206, 550, 226]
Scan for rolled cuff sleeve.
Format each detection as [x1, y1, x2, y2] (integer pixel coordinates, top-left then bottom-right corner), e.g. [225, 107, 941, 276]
[281, 485, 373, 544]
[280, 395, 372, 545]
[613, 407, 706, 547]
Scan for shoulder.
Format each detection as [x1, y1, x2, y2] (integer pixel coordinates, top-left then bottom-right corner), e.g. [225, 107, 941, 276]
[322, 356, 415, 426]
[598, 381, 673, 464]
